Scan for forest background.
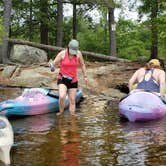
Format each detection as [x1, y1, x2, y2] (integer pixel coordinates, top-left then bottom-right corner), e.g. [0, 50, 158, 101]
[0, 0, 166, 64]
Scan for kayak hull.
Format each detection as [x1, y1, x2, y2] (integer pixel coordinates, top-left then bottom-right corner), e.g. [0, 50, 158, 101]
[0, 88, 83, 117]
[119, 91, 166, 122]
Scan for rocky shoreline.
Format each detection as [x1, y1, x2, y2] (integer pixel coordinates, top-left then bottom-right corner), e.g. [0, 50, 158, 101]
[0, 61, 143, 99]
[2, 60, 165, 110]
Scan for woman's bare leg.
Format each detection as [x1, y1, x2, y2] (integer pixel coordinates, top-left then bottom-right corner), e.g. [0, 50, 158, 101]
[68, 88, 77, 115]
[57, 84, 67, 115]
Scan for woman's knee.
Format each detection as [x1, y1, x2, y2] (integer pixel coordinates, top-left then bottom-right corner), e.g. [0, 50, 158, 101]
[59, 94, 66, 101]
[58, 85, 67, 100]
[69, 98, 76, 105]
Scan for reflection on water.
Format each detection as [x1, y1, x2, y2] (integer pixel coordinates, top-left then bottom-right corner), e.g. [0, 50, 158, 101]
[11, 114, 56, 133]
[0, 88, 166, 166]
[57, 116, 80, 166]
[119, 118, 166, 166]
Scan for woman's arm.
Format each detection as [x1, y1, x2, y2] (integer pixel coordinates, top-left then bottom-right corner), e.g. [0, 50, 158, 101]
[158, 70, 166, 97]
[78, 51, 87, 77]
[49, 50, 65, 72]
[52, 50, 65, 66]
[78, 51, 88, 85]
[128, 70, 139, 91]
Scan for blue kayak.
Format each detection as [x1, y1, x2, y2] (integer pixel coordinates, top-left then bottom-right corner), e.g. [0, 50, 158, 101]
[0, 88, 83, 117]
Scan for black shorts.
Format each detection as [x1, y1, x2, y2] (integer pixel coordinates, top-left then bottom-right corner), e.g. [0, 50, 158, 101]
[57, 79, 78, 89]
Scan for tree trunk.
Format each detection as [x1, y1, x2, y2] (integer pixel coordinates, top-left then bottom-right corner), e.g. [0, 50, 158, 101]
[7, 38, 128, 62]
[108, 7, 116, 57]
[40, 0, 48, 45]
[0, 0, 12, 64]
[73, 3, 77, 39]
[29, 0, 33, 41]
[56, 0, 63, 47]
[150, 1, 158, 59]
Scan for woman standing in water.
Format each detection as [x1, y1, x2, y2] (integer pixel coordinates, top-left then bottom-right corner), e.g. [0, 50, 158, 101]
[50, 39, 88, 116]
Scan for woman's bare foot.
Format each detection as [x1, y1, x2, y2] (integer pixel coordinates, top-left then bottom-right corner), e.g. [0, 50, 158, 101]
[70, 112, 76, 116]
[56, 112, 63, 116]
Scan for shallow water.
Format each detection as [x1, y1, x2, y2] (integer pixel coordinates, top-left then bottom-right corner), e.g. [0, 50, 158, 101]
[0, 88, 166, 166]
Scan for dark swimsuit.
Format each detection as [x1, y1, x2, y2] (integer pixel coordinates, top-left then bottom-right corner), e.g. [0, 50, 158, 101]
[136, 68, 160, 93]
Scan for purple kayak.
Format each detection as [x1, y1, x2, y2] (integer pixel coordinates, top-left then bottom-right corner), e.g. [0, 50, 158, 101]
[119, 91, 166, 122]
[0, 88, 83, 117]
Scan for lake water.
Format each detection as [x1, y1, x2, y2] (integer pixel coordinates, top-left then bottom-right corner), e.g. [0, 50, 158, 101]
[0, 88, 166, 166]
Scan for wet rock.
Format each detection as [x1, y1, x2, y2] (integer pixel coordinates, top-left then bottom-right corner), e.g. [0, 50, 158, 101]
[2, 66, 17, 78]
[101, 88, 126, 98]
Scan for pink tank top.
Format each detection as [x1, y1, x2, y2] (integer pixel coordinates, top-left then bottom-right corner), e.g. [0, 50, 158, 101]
[58, 49, 79, 83]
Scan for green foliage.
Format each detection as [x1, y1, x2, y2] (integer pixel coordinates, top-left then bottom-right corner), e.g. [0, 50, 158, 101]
[63, 11, 110, 55]
[10, 0, 57, 44]
[77, 23, 109, 54]
[158, 14, 166, 58]
[138, 0, 166, 59]
[118, 40, 149, 60]
[116, 19, 150, 60]
[0, 0, 166, 61]
[0, 17, 4, 44]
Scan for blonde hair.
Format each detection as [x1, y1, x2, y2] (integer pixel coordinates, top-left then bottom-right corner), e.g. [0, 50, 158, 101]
[145, 59, 160, 69]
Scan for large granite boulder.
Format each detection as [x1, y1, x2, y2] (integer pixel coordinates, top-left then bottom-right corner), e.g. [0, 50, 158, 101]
[10, 44, 47, 65]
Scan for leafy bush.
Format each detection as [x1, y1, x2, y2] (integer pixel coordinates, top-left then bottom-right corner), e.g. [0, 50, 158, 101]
[0, 17, 4, 43]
